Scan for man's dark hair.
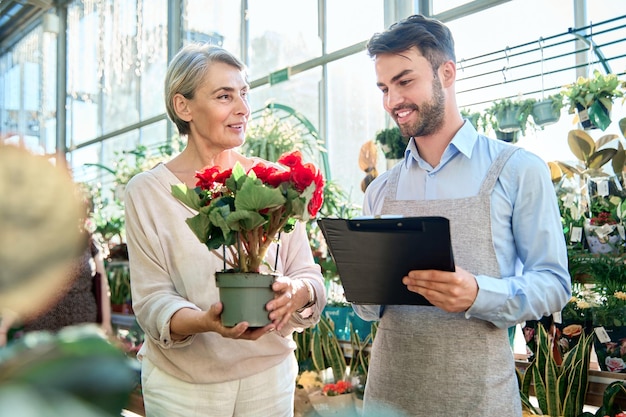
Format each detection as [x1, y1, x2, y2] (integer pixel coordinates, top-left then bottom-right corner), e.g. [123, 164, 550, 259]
[366, 14, 456, 72]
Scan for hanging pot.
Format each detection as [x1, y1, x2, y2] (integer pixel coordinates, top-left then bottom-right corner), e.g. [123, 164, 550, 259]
[496, 105, 522, 132]
[532, 99, 561, 127]
[495, 129, 519, 144]
[215, 271, 275, 327]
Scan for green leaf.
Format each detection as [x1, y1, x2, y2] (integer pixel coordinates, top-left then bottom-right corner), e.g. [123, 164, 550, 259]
[235, 179, 286, 213]
[171, 184, 202, 210]
[568, 130, 595, 164]
[587, 148, 617, 170]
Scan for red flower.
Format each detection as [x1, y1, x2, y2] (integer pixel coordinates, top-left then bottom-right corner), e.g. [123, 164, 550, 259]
[195, 166, 223, 189]
[322, 380, 352, 396]
[173, 150, 325, 273]
[590, 211, 617, 226]
[277, 150, 303, 168]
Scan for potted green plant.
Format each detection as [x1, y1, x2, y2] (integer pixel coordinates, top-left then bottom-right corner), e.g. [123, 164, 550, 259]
[484, 97, 537, 136]
[107, 260, 132, 313]
[243, 104, 327, 168]
[518, 322, 593, 416]
[532, 93, 565, 127]
[566, 253, 626, 373]
[563, 70, 624, 131]
[171, 151, 325, 326]
[375, 126, 408, 162]
[460, 108, 481, 130]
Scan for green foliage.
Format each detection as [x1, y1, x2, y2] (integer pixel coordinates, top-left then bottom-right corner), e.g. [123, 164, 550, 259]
[0, 325, 139, 416]
[562, 70, 624, 131]
[519, 324, 593, 416]
[311, 315, 348, 382]
[483, 97, 537, 136]
[243, 108, 326, 165]
[106, 262, 131, 305]
[295, 315, 377, 384]
[460, 108, 481, 129]
[563, 70, 624, 115]
[375, 127, 408, 159]
[84, 137, 185, 249]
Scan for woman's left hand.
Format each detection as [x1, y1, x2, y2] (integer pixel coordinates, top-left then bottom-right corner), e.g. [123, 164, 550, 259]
[266, 276, 309, 331]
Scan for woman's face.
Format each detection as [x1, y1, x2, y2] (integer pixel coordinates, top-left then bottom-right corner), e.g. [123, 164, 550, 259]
[185, 61, 250, 150]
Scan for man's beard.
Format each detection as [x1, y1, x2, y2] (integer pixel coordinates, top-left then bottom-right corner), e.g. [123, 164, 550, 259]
[395, 77, 446, 139]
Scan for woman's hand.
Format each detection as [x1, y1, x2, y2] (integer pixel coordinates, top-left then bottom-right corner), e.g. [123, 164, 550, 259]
[170, 304, 273, 342]
[266, 276, 310, 332]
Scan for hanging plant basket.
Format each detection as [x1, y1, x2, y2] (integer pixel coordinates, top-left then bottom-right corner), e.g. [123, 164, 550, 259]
[496, 105, 523, 132]
[495, 129, 520, 144]
[532, 98, 561, 127]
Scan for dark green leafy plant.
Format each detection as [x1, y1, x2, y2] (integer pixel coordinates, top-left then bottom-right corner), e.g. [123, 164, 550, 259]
[0, 325, 139, 416]
[375, 127, 408, 160]
[483, 97, 537, 136]
[518, 323, 593, 416]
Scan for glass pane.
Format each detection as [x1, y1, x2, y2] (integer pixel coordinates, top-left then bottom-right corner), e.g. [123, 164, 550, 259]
[327, 51, 386, 207]
[139, 1, 168, 120]
[183, 0, 242, 56]
[433, 0, 472, 14]
[326, 0, 384, 53]
[68, 99, 98, 145]
[247, 0, 320, 79]
[247, 68, 322, 171]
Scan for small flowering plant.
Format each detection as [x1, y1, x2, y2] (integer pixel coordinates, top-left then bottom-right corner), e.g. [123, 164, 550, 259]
[322, 380, 353, 396]
[172, 151, 324, 272]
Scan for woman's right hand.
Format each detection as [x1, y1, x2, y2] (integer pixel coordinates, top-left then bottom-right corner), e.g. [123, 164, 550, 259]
[206, 302, 274, 340]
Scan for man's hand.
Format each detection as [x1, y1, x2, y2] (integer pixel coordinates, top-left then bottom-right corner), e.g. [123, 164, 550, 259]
[402, 266, 478, 312]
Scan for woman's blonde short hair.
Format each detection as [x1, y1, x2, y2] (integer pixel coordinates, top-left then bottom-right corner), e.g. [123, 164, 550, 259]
[164, 44, 246, 136]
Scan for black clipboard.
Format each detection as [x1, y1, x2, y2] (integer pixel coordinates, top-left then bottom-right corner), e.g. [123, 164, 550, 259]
[317, 216, 455, 305]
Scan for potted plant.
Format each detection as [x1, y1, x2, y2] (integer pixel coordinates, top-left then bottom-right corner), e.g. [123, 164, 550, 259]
[531, 92, 565, 127]
[171, 150, 325, 326]
[567, 253, 626, 373]
[243, 103, 327, 171]
[460, 108, 481, 130]
[563, 70, 624, 131]
[518, 322, 593, 416]
[107, 260, 132, 314]
[484, 97, 536, 136]
[375, 126, 408, 163]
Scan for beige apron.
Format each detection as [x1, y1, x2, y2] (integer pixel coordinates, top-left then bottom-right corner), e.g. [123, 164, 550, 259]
[363, 146, 522, 417]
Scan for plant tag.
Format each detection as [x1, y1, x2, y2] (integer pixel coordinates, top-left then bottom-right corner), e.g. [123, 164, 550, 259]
[578, 108, 590, 123]
[595, 326, 611, 344]
[570, 226, 583, 243]
[552, 311, 562, 324]
[597, 179, 610, 197]
[618, 225, 625, 240]
[595, 224, 614, 239]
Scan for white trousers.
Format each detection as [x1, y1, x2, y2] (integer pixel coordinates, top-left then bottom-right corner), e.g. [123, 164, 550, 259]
[141, 354, 297, 417]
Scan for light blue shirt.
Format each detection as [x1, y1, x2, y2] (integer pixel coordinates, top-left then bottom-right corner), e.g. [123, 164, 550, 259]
[354, 120, 571, 328]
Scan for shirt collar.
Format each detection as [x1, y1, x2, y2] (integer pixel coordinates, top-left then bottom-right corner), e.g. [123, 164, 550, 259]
[406, 119, 478, 169]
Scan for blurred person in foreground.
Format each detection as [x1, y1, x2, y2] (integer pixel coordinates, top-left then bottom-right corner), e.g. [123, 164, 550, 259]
[124, 43, 326, 417]
[0, 175, 113, 344]
[352, 15, 570, 417]
[0, 145, 136, 417]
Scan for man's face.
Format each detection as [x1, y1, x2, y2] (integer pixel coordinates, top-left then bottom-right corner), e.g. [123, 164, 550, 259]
[374, 47, 445, 138]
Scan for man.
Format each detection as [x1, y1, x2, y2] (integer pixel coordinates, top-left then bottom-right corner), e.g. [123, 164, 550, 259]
[353, 15, 570, 417]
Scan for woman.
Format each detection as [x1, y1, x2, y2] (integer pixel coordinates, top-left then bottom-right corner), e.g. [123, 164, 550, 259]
[124, 44, 326, 417]
[22, 231, 112, 335]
